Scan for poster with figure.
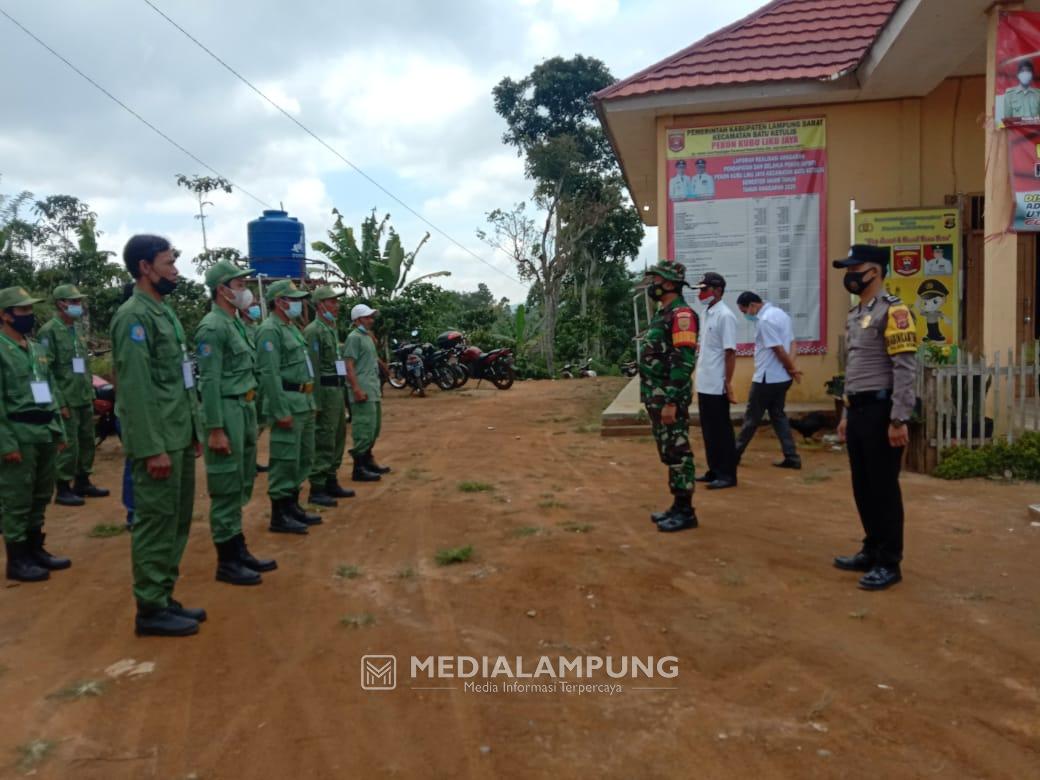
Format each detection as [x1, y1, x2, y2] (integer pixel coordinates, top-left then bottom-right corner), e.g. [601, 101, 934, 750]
[665, 117, 827, 354]
[995, 11, 1040, 129]
[853, 208, 960, 348]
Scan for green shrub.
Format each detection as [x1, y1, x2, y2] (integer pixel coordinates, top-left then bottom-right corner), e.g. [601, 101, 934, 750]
[934, 432, 1040, 481]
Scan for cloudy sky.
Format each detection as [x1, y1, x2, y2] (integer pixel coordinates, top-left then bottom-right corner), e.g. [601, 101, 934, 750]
[1, 0, 763, 302]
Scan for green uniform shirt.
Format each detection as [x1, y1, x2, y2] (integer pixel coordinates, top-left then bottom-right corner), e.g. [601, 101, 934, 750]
[111, 289, 201, 460]
[38, 315, 93, 408]
[195, 307, 257, 430]
[343, 327, 380, 402]
[255, 315, 317, 422]
[639, 297, 698, 408]
[1003, 85, 1040, 120]
[0, 332, 65, 452]
[304, 318, 341, 378]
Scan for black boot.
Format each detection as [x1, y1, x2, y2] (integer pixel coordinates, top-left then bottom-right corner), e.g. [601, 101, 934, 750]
[256, 463, 270, 473]
[291, 490, 322, 525]
[308, 483, 337, 508]
[5, 540, 49, 582]
[325, 478, 356, 499]
[352, 455, 381, 482]
[650, 498, 681, 525]
[74, 474, 110, 498]
[135, 604, 199, 637]
[237, 533, 277, 572]
[26, 527, 71, 570]
[54, 482, 85, 507]
[269, 498, 308, 535]
[657, 495, 698, 533]
[366, 451, 391, 475]
[168, 598, 207, 622]
[215, 538, 262, 585]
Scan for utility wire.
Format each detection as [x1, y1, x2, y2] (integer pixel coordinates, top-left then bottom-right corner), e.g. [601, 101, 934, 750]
[142, 0, 522, 285]
[0, 5, 273, 209]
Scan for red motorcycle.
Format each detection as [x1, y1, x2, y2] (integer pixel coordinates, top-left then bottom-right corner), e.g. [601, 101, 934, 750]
[459, 345, 515, 390]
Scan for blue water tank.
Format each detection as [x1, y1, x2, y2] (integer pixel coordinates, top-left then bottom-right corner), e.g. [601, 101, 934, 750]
[248, 209, 306, 278]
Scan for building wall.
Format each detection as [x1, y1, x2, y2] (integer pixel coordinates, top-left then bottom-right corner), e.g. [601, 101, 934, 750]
[656, 76, 985, 402]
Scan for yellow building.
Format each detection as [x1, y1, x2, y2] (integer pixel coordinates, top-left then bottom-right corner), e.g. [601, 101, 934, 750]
[595, 0, 1037, 403]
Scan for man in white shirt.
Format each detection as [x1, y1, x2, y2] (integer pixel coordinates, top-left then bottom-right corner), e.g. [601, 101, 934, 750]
[734, 292, 802, 469]
[688, 159, 716, 199]
[668, 160, 692, 201]
[924, 245, 952, 276]
[693, 272, 738, 490]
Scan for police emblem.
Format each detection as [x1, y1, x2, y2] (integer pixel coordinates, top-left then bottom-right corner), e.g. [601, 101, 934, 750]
[892, 308, 911, 330]
[130, 324, 146, 343]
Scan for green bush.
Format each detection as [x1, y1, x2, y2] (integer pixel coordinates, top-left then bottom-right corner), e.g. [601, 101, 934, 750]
[934, 432, 1040, 481]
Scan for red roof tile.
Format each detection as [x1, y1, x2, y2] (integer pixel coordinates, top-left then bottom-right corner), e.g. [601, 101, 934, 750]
[596, 0, 900, 99]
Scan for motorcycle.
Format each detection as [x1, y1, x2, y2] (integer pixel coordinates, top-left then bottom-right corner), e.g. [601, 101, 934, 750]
[93, 374, 116, 445]
[459, 345, 515, 390]
[388, 332, 427, 395]
[435, 331, 469, 389]
[561, 358, 597, 379]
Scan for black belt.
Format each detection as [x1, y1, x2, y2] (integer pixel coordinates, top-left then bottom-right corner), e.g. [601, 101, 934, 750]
[846, 389, 892, 407]
[319, 376, 345, 387]
[282, 381, 314, 394]
[8, 410, 54, 425]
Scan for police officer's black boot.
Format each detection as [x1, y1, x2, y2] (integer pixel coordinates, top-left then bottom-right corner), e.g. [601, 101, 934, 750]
[135, 604, 199, 637]
[236, 533, 277, 572]
[352, 454, 381, 482]
[269, 497, 308, 535]
[650, 498, 681, 525]
[308, 482, 337, 508]
[26, 527, 71, 570]
[365, 451, 391, 475]
[215, 538, 262, 585]
[5, 540, 49, 582]
[657, 494, 698, 533]
[290, 489, 322, 525]
[325, 478, 356, 499]
[74, 474, 110, 498]
[54, 481, 85, 507]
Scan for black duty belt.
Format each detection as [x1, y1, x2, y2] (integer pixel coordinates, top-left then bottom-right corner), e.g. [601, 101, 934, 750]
[319, 376, 345, 387]
[282, 381, 314, 394]
[8, 410, 54, 425]
[845, 389, 892, 407]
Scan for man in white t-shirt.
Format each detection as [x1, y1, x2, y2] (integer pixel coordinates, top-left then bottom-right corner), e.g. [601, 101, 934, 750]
[734, 292, 802, 469]
[693, 272, 738, 490]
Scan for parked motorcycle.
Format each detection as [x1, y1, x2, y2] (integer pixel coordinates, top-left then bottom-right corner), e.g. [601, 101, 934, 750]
[459, 345, 515, 390]
[561, 358, 597, 379]
[388, 331, 427, 395]
[435, 331, 469, 389]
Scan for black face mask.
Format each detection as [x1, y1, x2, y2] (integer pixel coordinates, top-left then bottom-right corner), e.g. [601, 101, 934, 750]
[8, 313, 35, 335]
[648, 284, 670, 302]
[843, 269, 876, 296]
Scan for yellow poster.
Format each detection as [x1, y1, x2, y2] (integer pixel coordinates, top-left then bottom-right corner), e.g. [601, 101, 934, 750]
[665, 118, 825, 159]
[853, 208, 960, 347]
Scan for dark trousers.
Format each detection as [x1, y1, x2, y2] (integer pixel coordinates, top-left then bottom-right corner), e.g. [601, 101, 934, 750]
[846, 400, 905, 566]
[735, 380, 798, 460]
[697, 393, 737, 482]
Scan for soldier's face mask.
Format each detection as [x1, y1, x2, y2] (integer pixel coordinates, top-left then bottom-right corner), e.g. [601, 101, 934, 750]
[648, 282, 673, 301]
[4, 309, 35, 335]
[1020, 71, 1034, 86]
[843, 268, 877, 295]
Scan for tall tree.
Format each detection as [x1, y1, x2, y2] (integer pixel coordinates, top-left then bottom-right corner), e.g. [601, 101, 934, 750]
[175, 174, 233, 252]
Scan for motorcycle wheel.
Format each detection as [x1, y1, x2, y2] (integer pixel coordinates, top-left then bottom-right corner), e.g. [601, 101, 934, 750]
[452, 364, 469, 388]
[435, 368, 456, 391]
[387, 363, 408, 390]
[490, 363, 516, 390]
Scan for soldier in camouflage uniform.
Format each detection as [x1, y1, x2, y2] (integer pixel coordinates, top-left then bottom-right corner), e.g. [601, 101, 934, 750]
[640, 260, 700, 532]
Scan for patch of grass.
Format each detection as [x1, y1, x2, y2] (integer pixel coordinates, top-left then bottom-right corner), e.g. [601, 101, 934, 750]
[950, 526, 973, 535]
[47, 679, 105, 700]
[457, 481, 494, 493]
[404, 468, 431, 481]
[961, 590, 993, 602]
[396, 566, 417, 579]
[435, 545, 474, 565]
[559, 522, 592, 534]
[575, 424, 599, 434]
[88, 523, 125, 538]
[538, 500, 567, 510]
[801, 470, 832, 484]
[340, 613, 375, 629]
[510, 526, 541, 538]
[848, 610, 869, 620]
[335, 564, 361, 580]
[17, 739, 55, 772]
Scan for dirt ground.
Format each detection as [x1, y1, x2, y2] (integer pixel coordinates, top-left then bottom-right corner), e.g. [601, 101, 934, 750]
[1, 377, 1039, 779]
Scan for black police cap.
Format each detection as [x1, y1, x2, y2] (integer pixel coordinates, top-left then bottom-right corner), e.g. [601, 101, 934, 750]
[833, 244, 890, 271]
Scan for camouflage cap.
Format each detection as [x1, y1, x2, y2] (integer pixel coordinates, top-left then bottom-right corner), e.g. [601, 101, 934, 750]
[53, 283, 86, 301]
[311, 285, 345, 302]
[0, 286, 43, 309]
[204, 260, 255, 291]
[264, 279, 310, 302]
[644, 260, 687, 283]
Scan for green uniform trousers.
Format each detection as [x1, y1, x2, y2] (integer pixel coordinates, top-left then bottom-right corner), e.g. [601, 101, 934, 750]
[131, 445, 195, 609]
[647, 404, 695, 497]
[203, 398, 257, 544]
[349, 400, 381, 456]
[309, 385, 347, 485]
[55, 404, 95, 482]
[267, 409, 315, 500]
[0, 441, 56, 543]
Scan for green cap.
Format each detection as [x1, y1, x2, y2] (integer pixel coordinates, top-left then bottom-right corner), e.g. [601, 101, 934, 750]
[53, 283, 86, 301]
[205, 261, 255, 291]
[264, 279, 310, 302]
[644, 260, 686, 284]
[0, 286, 43, 309]
[311, 285, 344, 302]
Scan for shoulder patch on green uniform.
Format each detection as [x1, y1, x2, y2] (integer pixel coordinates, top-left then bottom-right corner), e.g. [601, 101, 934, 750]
[40, 337, 48, 348]
[130, 323, 146, 343]
[263, 340, 274, 352]
[198, 342, 212, 357]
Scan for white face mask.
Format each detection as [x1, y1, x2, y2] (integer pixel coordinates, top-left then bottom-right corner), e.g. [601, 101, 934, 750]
[1020, 72, 1034, 87]
[232, 287, 254, 311]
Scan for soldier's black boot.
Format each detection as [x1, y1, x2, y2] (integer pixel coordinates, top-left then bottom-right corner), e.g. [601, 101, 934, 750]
[26, 527, 71, 570]
[74, 474, 110, 498]
[290, 490, 322, 525]
[657, 495, 698, 533]
[54, 482, 85, 507]
[269, 498, 308, 535]
[325, 478, 356, 499]
[167, 598, 207, 622]
[135, 604, 199, 637]
[650, 498, 681, 525]
[365, 451, 391, 475]
[215, 538, 262, 585]
[237, 533, 277, 572]
[308, 483, 337, 508]
[5, 540, 50, 582]
[352, 455, 381, 482]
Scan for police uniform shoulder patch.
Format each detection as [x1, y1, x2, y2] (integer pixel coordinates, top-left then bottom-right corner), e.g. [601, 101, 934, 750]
[884, 304, 918, 355]
[671, 306, 698, 348]
[130, 323, 146, 343]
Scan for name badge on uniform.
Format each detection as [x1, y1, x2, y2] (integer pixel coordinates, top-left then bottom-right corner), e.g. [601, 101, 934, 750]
[182, 360, 195, 389]
[335, 359, 347, 377]
[305, 355, 315, 378]
[72, 357, 86, 374]
[31, 381, 53, 404]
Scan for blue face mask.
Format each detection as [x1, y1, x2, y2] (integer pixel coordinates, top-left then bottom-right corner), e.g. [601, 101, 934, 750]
[744, 313, 758, 323]
[286, 301, 303, 319]
[66, 304, 84, 319]
[322, 310, 336, 322]
[356, 324, 367, 334]
[247, 304, 262, 321]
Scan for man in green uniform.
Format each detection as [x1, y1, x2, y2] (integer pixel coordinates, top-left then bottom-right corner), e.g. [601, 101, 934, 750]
[305, 286, 355, 506]
[112, 235, 205, 637]
[0, 286, 71, 582]
[640, 260, 699, 533]
[196, 261, 278, 585]
[344, 304, 389, 482]
[38, 284, 109, 506]
[255, 280, 320, 533]
[242, 300, 269, 474]
[1003, 60, 1040, 122]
